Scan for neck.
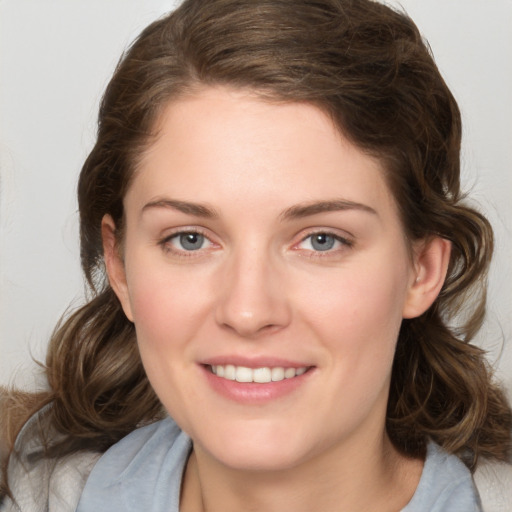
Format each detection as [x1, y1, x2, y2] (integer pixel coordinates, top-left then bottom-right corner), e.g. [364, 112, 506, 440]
[180, 432, 423, 512]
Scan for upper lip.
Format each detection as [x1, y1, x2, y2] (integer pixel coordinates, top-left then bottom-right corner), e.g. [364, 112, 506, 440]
[200, 355, 312, 368]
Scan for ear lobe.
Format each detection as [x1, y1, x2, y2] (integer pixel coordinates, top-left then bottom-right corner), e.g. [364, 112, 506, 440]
[101, 214, 134, 322]
[402, 237, 451, 319]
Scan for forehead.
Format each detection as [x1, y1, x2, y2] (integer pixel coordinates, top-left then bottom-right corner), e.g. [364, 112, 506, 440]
[127, 87, 397, 222]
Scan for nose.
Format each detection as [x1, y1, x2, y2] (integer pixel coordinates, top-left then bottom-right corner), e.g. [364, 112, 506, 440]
[214, 246, 292, 338]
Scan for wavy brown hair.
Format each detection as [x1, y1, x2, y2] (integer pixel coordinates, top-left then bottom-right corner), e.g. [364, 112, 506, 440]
[2, 0, 511, 498]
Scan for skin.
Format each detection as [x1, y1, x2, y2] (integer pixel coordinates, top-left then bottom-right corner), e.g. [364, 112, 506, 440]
[103, 87, 451, 512]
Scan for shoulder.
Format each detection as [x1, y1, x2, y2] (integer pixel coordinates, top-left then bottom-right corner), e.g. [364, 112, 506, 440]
[1, 405, 101, 512]
[5, 451, 101, 512]
[474, 458, 512, 512]
[0, 388, 46, 472]
[80, 416, 185, 485]
[402, 442, 482, 512]
[76, 417, 190, 512]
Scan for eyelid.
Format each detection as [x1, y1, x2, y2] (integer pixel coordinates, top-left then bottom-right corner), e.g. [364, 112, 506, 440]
[158, 226, 220, 256]
[292, 228, 354, 253]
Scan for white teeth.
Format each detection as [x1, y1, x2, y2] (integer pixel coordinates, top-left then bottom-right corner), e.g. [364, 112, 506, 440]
[271, 367, 285, 381]
[235, 366, 253, 383]
[253, 367, 272, 383]
[211, 365, 308, 383]
[284, 367, 296, 379]
[224, 364, 236, 380]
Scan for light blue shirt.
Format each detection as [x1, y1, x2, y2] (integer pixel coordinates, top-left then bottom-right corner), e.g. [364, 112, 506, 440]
[77, 418, 482, 511]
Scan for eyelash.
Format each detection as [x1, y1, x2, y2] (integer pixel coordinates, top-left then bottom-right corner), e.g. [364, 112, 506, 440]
[159, 228, 353, 259]
[159, 228, 215, 258]
[295, 230, 353, 257]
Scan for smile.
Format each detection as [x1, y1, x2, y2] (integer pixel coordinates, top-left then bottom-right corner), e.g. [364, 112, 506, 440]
[210, 365, 308, 383]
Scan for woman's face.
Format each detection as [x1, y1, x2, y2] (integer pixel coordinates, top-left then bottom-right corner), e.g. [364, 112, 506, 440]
[108, 87, 425, 471]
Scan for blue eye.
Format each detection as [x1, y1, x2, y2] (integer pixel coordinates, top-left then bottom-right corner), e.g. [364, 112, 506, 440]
[169, 232, 210, 251]
[309, 233, 336, 251]
[298, 233, 349, 252]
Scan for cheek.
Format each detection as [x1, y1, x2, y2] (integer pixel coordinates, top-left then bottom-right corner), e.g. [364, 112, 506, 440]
[125, 267, 207, 418]
[122, 261, 210, 390]
[298, 250, 410, 388]
[303, 270, 407, 423]
[126, 255, 210, 338]
[302, 254, 409, 338]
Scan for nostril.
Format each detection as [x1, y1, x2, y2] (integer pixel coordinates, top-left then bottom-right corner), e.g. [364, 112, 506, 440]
[213, 269, 292, 337]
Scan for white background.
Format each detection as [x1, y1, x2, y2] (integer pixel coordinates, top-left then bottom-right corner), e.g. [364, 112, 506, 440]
[1, 0, 511, 395]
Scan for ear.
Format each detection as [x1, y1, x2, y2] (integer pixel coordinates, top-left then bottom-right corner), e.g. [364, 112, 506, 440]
[101, 214, 134, 322]
[402, 236, 451, 319]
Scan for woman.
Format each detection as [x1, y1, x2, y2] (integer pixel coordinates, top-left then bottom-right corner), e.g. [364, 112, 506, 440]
[1, 0, 511, 510]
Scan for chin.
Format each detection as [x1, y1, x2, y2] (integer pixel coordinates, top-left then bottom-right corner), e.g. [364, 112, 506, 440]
[212, 445, 307, 472]
[193, 421, 315, 472]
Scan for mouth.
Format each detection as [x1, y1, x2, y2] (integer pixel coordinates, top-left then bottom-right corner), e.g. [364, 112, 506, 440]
[209, 364, 310, 383]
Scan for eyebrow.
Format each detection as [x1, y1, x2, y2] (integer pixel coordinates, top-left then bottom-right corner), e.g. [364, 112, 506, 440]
[141, 197, 377, 221]
[280, 199, 377, 220]
[141, 199, 218, 218]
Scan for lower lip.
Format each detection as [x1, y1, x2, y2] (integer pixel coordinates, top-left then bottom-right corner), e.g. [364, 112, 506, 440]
[201, 365, 312, 404]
